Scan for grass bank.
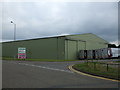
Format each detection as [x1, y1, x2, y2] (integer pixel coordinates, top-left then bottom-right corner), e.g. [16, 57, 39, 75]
[73, 62, 120, 80]
[2, 57, 80, 62]
[115, 61, 120, 63]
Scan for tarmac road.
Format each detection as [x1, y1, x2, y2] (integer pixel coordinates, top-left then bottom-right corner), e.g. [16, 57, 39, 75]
[2, 60, 119, 88]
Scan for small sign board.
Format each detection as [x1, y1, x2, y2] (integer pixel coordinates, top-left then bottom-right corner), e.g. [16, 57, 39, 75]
[18, 47, 26, 59]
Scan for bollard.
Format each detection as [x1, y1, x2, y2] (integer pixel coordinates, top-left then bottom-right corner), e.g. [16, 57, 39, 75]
[107, 64, 109, 71]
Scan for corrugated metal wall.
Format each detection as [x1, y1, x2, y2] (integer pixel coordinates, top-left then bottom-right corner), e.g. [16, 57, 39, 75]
[2, 33, 108, 60]
[2, 37, 65, 60]
[0, 43, 2, 58]
[65, 40, 86, 60]
[65, 33, 108, 60]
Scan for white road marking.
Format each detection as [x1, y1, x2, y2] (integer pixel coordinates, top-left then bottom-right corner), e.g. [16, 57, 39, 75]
[17, 62, 73, 73]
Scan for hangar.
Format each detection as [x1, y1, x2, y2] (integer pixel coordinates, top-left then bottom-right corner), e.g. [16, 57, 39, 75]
[2, 33, 109, 60]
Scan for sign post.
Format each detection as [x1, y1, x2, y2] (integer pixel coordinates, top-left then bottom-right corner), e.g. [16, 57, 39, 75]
[18, 48, 26, 59]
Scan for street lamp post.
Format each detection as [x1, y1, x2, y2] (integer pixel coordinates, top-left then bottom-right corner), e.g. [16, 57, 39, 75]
[11, 21, 16, 41]
[11, 21, 16, 59]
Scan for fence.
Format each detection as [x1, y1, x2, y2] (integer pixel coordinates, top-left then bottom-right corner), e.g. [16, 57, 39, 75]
[91, 62, 120, 71]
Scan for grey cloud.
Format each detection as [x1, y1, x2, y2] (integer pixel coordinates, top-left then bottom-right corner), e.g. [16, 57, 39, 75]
[2, 2, 118, 43]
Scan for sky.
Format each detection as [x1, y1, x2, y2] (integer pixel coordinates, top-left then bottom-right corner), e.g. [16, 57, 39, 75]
[1, 0, 119, 45]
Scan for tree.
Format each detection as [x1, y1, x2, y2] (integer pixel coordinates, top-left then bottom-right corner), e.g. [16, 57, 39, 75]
[118, 45, 120, 48]
[108, 44, 117, 48]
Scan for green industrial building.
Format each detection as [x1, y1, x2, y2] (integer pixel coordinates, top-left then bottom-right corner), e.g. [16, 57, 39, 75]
[2, 33, 109, 60]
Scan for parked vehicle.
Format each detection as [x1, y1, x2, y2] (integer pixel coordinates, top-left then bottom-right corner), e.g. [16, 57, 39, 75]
[87, 50, 93, 59]
[78, 48, 113, 59]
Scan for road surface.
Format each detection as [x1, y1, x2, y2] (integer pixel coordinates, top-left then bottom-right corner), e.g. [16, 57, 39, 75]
[2, 60, 119, 88]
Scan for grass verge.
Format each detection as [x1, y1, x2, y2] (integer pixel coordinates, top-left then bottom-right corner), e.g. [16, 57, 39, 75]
[2, 57, 80, 62]
[115, 61, 120, 63]
[73, 62, 120, 80]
